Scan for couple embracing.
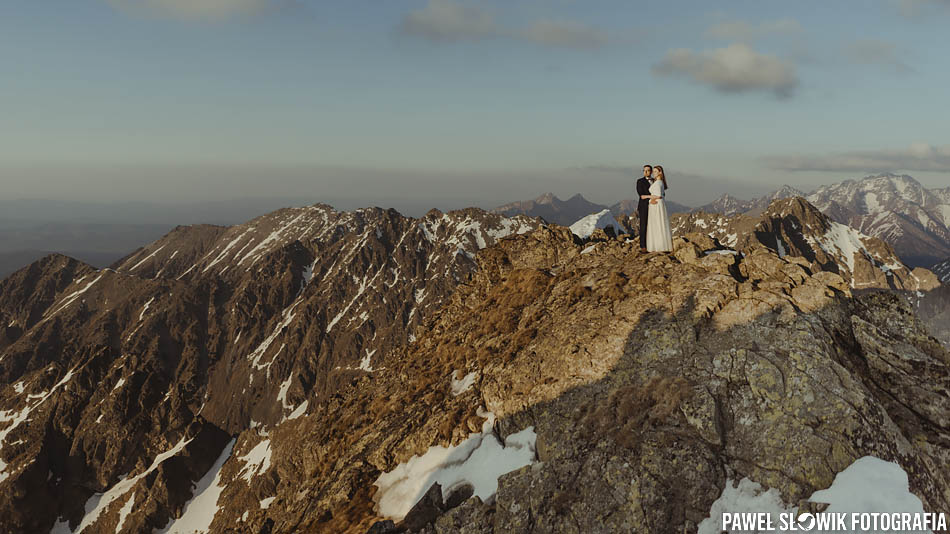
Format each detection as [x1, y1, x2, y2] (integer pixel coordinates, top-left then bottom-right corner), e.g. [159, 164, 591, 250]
[635, 164, 673, 253]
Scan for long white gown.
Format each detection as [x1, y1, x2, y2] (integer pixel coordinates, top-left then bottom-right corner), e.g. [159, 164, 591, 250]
[646, 180, 673, 252]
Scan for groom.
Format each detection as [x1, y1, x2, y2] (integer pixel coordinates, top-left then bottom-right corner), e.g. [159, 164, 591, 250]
[636, 164, 653, 252]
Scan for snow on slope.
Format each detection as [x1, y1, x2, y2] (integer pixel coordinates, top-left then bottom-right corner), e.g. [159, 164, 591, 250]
[569, 209, 623, 239]
[699, 456, 934, 534]
[373, 411, 536, 521]
[157, 439, 237, 534]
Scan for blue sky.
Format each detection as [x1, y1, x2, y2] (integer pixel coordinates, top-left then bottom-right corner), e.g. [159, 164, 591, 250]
[1, 0, 948, 212]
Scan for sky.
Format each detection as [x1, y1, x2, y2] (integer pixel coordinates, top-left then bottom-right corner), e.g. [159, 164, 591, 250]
[1, 0, 949, 216]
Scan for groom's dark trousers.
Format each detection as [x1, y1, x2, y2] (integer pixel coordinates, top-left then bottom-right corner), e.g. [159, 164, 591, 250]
[636, 177, 652, 249]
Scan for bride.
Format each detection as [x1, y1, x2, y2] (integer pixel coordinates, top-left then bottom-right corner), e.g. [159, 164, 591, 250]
[644, 165, 673, 252]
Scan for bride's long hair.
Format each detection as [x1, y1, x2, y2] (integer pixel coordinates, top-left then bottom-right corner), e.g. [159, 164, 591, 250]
[654, 165, 668, 190]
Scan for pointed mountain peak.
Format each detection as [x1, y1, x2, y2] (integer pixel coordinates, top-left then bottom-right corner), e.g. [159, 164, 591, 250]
[763, 196, 828, 224]
[774, 185, 805, 196]
[535, 192, 558, 204]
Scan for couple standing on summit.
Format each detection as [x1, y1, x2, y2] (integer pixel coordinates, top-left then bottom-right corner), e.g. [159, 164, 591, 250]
[635, 164, 674, 253]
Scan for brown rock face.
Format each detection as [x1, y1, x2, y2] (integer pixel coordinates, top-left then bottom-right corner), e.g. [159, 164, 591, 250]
[673, 197, 940, 292]
[1, 202, 948, 534]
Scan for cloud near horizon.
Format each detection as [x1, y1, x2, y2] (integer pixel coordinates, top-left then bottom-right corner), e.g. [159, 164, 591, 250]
[105, 0, 276, 20]
[399, 0, 611, 49]
[765, 143, 950, 173]
[652, 43, 798, 98]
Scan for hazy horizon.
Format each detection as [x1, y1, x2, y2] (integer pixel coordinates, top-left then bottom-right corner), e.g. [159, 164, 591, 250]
[4, 165, 947, 222]
[3, 1, 949, 213]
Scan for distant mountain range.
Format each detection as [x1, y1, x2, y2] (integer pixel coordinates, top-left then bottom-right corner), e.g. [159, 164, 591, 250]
[492, 192, 691, 226]
[692, 174, 950, 268]
[694, 185, 806, 216]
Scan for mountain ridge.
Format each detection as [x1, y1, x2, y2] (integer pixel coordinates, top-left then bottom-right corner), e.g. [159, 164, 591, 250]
[1, 198, 947, 534]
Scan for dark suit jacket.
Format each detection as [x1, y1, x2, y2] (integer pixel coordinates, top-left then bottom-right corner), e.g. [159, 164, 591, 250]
[636, 177, 652, 216]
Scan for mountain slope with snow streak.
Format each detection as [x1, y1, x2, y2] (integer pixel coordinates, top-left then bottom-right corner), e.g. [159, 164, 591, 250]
[0, 204, 541, 533]
[803, 174, 950, 267]
[673, 197, 939, 291]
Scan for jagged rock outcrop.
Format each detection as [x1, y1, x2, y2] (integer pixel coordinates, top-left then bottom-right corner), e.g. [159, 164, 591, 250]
[673, 197, 940, 292]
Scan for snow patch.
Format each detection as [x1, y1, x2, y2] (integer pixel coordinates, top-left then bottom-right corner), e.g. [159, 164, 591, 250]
[359, 349, 376, 372]
[450, 370, 477, 396]
[128, 244, 166, 272]
[116, 492, 135, 533]
[248, 303, 299, 372]
[277, 377, 293, 410]
[138, 297, 155, 322]
[808, 456, 932, 529]
[285, 401, 308, 421]
[326, 267, 385, 333]
[158, 439, 236, 534]
[43, 274, 105, 321]
[71, 435, 194, 533]
[698, 477, 791, 533]
[239, 212, 310, 266]
[698, 456, 933, 534]
[238, 439, 272, 481]
[569, 209, 620, 239]
[0, 368, 76, 482]
[373, 412, 536, 521]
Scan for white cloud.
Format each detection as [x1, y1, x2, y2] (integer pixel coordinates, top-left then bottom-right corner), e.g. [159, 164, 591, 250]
[765, 143, 950, 172]
[704, 18, 802, 42]
[106, 0, 274, 20]
[652, 43, 798, 98]
[399, 0, 611, 49]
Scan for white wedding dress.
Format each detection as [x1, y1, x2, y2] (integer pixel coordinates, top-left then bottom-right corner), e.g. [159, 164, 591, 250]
[646, 180, 673, 252]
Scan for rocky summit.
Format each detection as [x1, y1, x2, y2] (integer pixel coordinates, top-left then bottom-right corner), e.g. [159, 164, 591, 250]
[673, 196, 939, 292]
[0, 200, 948, 534]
